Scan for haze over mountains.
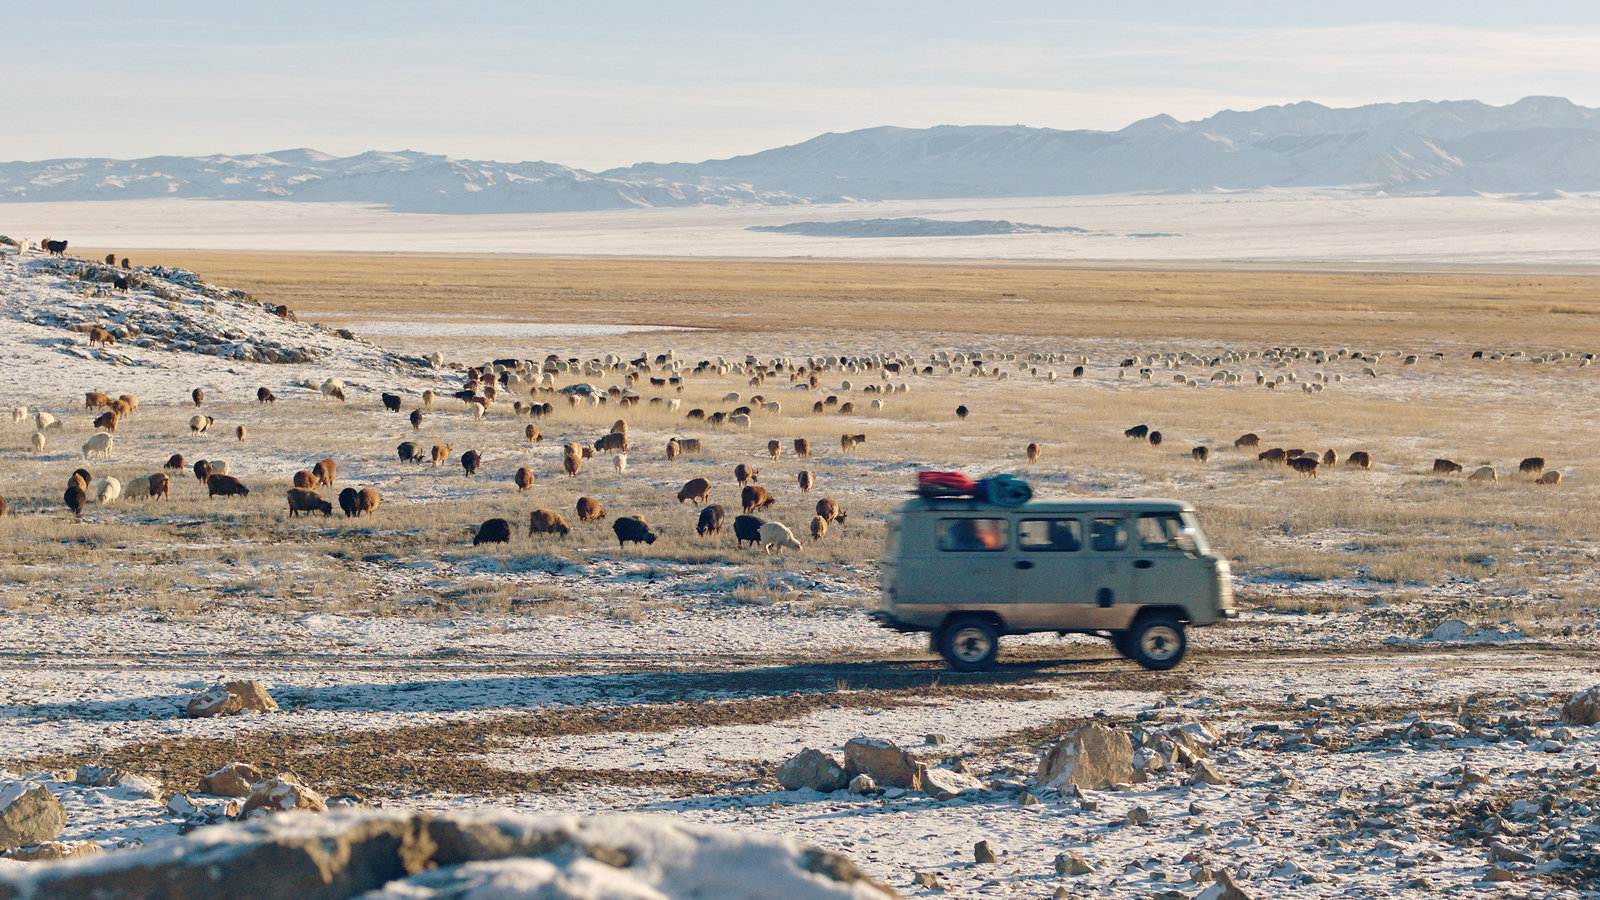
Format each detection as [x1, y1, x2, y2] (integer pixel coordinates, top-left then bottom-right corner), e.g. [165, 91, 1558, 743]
[4, 97, 1597, 214]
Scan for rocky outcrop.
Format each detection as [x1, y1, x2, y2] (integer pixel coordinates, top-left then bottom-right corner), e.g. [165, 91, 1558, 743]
[201, 763, 266, 798]
[186, 681, 280, 718]
[0, 783, 66, 853]
[776, 749, 849, 793]
[240, 774, 328, 816]
[1035, 724, 1133, 791]
[843, 738, 924, 790]
[1561, 686, 1600, 725]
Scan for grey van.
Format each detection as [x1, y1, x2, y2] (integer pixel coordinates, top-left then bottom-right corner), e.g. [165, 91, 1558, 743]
[876, 496, 1233, 670]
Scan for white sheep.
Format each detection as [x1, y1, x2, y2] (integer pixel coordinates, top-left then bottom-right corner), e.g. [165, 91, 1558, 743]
[728, 413, 752, 429]
[758, 521, 803, 555]
[30, 431, 44, 452]
[760, 400, 781, 414]
[10, 406, 26, 425]
[92, 476, 121, 504]
[614, 453, 628, 475]
[189, 414, 213, 434]
[82, 432, 114, 459]
[1468, 466, 1497, 483]
[122, 475, 153, 499]
[35, 411, 58, 431]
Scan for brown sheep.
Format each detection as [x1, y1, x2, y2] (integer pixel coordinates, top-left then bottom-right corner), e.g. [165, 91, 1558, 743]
[793, 437, 810, 459]
[1258, 448, 1288, 464]
[65, 482, 86, 518]
[257, 387, 276, 404]
[287, 487, 332, 517]
[430, 445, 451, 467]
[678, 477, 712, 504]
[193, 459, 213, 483]
[810, 515, 828, 541]
[192, 387, 204, 407]
[84, 390, 111, 409]
[594, 432, 628, 454]
[236, 425, 247, 442]
[1346, 451, 1373, 469]
[812, 401, 825, 414]
[1285, 448, 1304, 459]
[840, 433, 866, 453]
[798, 470, 815, 492]
[313, 458, 337, 486]
[1026, 442, 1041, 464]
[87, 327, 116, 347]
[1433, 458, 1464, 475]
[741, 484, 775, 513]
[293, 470, 317, 489]
[524, 423, 542, 443]
[118, 394, 138, 415]
[1537, 470, 1562, 485]
[815, 498, 847, 523]
[563, 449, 582, 477]
[1322, 449, 1338, 467]
[677, 438, 702, 455]
[610, 419, 627, 435]
[121, 257, 130, 270]
[576, 496, 606, 522]
[461, 450, 482, 477]
[734, 463, 759, 485]
[665, 438, 681, 461]
[1234, 432, 1260, 448]
[164, 453, 185, 471]
[1191, 446, 1209, 463]
[1287, 456, 1320, 478]
[104, 253, 116, 265]
[1519, 457, 1546, 476]
[421, 390, 435, 408]
[93, 411, 117, 432]
[207, 474, 249, 498]
[528, 509, 572, 537]
[514, 466, 535, 492]
[355, 488, 382, 516]
[767, 439, 782, 460]
[148, 472, 170, 501]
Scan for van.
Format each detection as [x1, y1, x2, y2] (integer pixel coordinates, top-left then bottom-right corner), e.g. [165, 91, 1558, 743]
[876, 495, 1233, 671]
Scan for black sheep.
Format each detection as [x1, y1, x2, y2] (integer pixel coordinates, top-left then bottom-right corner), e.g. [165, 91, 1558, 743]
[473, 518, 512, 546]
[612, 516, 657, 547]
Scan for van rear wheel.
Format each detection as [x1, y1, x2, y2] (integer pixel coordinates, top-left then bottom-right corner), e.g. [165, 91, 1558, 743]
[1128, 614, 1187, 670]
[938, 615, 999, 671]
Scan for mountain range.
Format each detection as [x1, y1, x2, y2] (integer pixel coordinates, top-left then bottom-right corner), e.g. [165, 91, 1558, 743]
[3, 97, 1596, 213]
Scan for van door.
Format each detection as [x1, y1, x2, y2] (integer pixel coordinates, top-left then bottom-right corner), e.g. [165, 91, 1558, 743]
[1010, 517, 1087, 629]
[1130, 511, 1201, 608]
[926, 516, 1014, 606]
[1086, 515, 1135, 626]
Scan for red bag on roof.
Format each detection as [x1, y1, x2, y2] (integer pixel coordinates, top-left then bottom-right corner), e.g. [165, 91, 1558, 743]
[917, 471, 976, 496]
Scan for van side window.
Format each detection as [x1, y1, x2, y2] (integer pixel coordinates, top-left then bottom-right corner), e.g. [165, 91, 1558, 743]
[1019, 518, 1082, 552]
[1089, 517, 1127, 552]
[1137, 512, 1185, 549]
[937, 518, 1009, 552]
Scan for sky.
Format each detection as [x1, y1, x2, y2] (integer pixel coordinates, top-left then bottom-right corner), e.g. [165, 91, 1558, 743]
[7, 1, 1600, 170]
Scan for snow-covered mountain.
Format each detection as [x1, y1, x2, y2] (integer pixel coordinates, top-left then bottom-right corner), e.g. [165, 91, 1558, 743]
[4, 97, 1598, 212]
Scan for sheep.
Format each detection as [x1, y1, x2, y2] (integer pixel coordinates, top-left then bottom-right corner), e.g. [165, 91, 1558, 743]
[10, 407, 24, 425]
[577, 496, 606, 522]
[563, 449, 582, 477]
[397, 441, 425, 463]
[676, 438, 702, 455]
[286, 470, 314, 490]
[732, 514, 765, 548]
[82, 432, 114, 459]
[793, 437, 810, 459]
[422, 390, 436, 408]
[85, 391, 112, 409]
[189, 415, 214, 434]
[35, 412, 59, 431]
[235, 425, 247, 442]
[613, 453, 628, 474]
[798, 470, 815, 492]
[955, 405, 969, 420]
[257, 387, 276, 404]
[287, 488, 332, 517]
[314, 458, 337, 487]
[1468, 466, 1498, 483]
[473, 518, 512, 546]
[728, 413, 752, 429]
[1124, 424, 1149, 439]
[164, 453, 185, 471]
[430, 445, 451, 467]
[30, 432, 44, 452]
[1258, 448, 1288, 464]
[211, 461, 230, 476]
[1433, 458, 1464, 475]
[193, 460, 214, 483]
[734, 463, 759, 485]
[1322, 449, 1338, 467]
[353, 487, 380, 516]
[148, 472, 170, 500]
[612, 516, 657, 547]
[92, 477, 122, 504]
[610, 419, 628, 435]
[461, 450, 482, 477]
[1148, 431, 1163, 447]
[207, 474, 249, 498]
[320, 380, 346, 401]
[1288, 456, 1320, 478]
[677, 477, 712, 505]
[1191, 446, 1210, 463]
[510, 466, 535, 493]
[664, 438, 682, 462]
[815, 498, 846, 523]
[810, 515, 828, 541]
[528, 509, 573, 537]
[87, 327, 116, 347]
[64, 482, 86, 517]
[338, 487, 360, 517]
[696, 504, 725, 536]
[1234, 433, 1260, 448]
[381, 392, 402, 412]
[1519, 457, 1546, 476]
[741, 484, 775, 513]
[839, 433, 866, 453]
[1026, 442, 1041, 464]
[521, 423, 543, 444]
[767, 439, 782, 460]
[1537, 470, 1562, 485]
[758, 521, 803, 555]
[192, 387, 204, 407]
[1347, 451, 1373, 469]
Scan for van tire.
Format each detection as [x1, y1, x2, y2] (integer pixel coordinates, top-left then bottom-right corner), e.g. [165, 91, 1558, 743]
[1128, 614, 1186, 670]
[1110, 630, 1134, 659]
[938, 615, 999, 671]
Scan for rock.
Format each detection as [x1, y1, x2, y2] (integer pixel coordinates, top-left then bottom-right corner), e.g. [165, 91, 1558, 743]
[239, 773, 328, 817]
[1055, 851, 1094, 875]
[776, 748, 849, 793]
[1036, 724, 1133, 791]
[920, 768, 985, 801]
[1541, 739, 1566, 753]
[2, 840, 101, 862]
[1052, 889, 1070, 899]
[1561, 686, 1600, 725]
[911, 871, 945, 891]
[923, 734, 947, 746]
[1124, 806, 1151, 826]
[0, 783, 66, 852]
[844, 738, 925, 790]
[1018, 791, 1040, 806]
[74, 765, 119, 787]
[115, 774, 163, 800]
[1483, 868, 1517, 882]
[1488, 841, 1535, 864]
[848, 774, 879, 795]
[1188, 760, 1230, 786]
[186, 680, 280, 718]
[973, 840, 997, 864]
[1194, 867, 1252, 900]
[201, 762, 266, 797]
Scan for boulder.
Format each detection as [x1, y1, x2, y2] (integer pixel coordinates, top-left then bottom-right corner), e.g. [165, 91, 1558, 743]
[1035, 724, 1133, 792]
[1560, 686, 1600, 725]
[1188, 760, 1230, 786]
[1194, 868, 1253, 900]
[186, 680, 280, 718]
[920, 767, 986, 801]
[973, 840, 997, 864]
[201, 762, 265, 798]
[776, 749, 848, 793]
[844, 738, 924, 790]
[0, 783, 66, 852]
[2, 840, 101, 862]
[1055, 851, 1094, 875]
[240, 773, 328, 817]
[848, 774, 878, 795]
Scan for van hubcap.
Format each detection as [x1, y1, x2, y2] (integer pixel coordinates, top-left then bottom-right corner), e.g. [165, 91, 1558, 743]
[1140, 625, 1181, 661]
[951, 627, 993, 662]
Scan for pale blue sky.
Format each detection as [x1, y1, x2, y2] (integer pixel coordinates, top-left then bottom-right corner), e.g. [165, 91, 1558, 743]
[7, 2, 1598, 168]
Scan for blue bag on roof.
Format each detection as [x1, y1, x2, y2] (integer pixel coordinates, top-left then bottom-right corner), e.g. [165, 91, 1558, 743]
[976, 474, 1033, 507]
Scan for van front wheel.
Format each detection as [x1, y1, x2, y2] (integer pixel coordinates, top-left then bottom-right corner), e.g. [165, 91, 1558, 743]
[1128, 614, 1187, 670]
[938, 616, 999, 671]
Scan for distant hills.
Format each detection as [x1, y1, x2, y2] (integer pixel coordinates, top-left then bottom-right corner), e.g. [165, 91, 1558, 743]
[3, 97, 1598, 213]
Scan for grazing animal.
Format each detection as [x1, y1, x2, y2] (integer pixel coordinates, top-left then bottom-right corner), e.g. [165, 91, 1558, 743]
[92, 477, 122, 504]
[514, 467, 535, 492]
[1191, 446, 1209, 463]
[30, 432, 44, 452]
[696, 504, 725, 536]
[287, 488, 332, 517]
[741, 484, 775, 513]
[594, 432, 628, 454]
[758, 521, 803, 554]
[397, 441, 424, 463]
[113, 276, 129, 292]
[93, 411, 118, 432]
[613, 453, 627, 474]
[189, 415, 213, 434]
[815, 498, 846, 523]
[665, 438, 681, 461]
[1322, 449, 1338, 467]
[194, 460, 214, 483]
[1288, 456, 1320, 478]
[677, 477, 712, 504]
[192, 387, 204, 407]
[354, 488, 380, 515]
[1433, 458, 1464, 475]
[64, 483, 87, 517]
[1537, 470, 1562, 485]
[798, 470, 815, 492]
[1258, 448, 1288, 463]
[207, 474, 249, 498]
[676, 438, 702, 455]
[422, 390, 435, 408]
[1234, 433, 1260, 448]
[45, 239, 66, 256]
[473, 518, 513, 546]
[524, 423, 541, 443]
[838, 401, 855, 414]
[430, 445, 451, 467]
[1347, 451, 1372, 469]
[293, 470, 317, 489]
[236, 425, 247, 442]
[563, 449, 582, 477]
[1148, 431, 1163, 447]
[1125, 424, 1150, 439]
[612, 516, 658, 547]
[1468, 466, 1498, 483]
[165, 453, 185, 470]
[734, 463, 759, 485]
[105, 253, 116, 265]
[338, 488, 360, 517]
[121, 257, 131, 269]
[839, 433, 866, 453]
[733, 514, 765, 547]
[767, 439, 782, 460]
[528, 509, 573, 537]
[313, 458, 337, 487]
[1519, 457, 1546, 476]
[35, 411, 59, 431]
[257, 387, 276, 404]
[1026, 442, 1041, 464]
[82, 432, 114, 459]
[85, 390, 111, 409]
[576, 496, 606, 522]
[461, 450, 482, 477]
[87, 327, 115, 347]
[321, 380, 347, 402]
[148, 472, 170, 501]
[381, 392, 402, 412]
[793, 437, 810, 458]
[810, 515, 827, 541]
[955, 405, 969, 419]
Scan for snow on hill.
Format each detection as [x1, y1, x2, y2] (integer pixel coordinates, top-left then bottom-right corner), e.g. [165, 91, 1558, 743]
[747, 217, 1091, 237]
[2, 97, 1598, 213]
